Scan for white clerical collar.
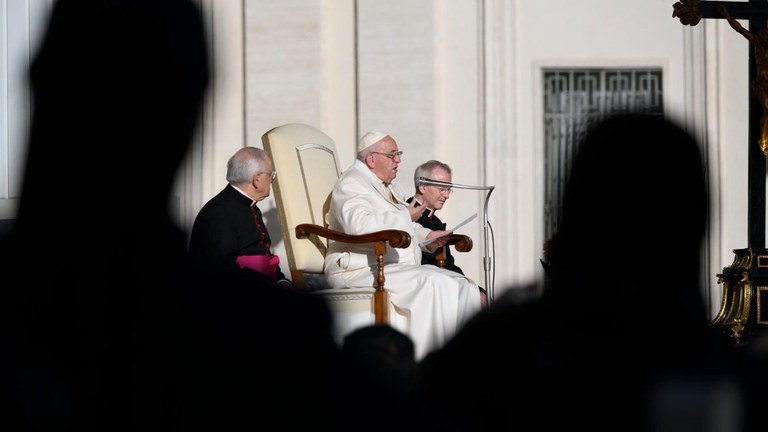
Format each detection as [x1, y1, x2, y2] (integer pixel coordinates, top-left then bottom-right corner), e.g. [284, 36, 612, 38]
[412, 197, 434, 216]
[231, 184, 257, 206]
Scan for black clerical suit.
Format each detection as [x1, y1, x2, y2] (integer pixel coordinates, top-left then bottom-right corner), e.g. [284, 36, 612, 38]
[406, 197, 464, 275]
[189, 184, 288, 281]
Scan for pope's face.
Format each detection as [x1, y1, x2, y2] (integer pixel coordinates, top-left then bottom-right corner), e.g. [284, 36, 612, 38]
[368, 136, 401, 184]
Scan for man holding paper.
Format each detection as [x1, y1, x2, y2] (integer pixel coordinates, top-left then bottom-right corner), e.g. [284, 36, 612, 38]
[408, 161, 486, 307]
[408, 160, 466, 274]
[324, 132, 483, 359]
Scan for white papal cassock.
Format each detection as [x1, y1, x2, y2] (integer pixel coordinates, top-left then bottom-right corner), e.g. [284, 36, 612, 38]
[324, 160, 482, 359]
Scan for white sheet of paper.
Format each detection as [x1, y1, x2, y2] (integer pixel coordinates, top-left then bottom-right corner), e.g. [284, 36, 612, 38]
[419, 213, 478, 246]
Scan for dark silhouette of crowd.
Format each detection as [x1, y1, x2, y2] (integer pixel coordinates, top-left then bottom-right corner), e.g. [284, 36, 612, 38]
[2, 1, 764, 431]
[1, 1, 340, 430]
[411, 113, 768, 432]
[337, 324, 418, 431]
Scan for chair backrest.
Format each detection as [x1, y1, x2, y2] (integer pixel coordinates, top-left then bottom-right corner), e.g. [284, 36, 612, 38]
[262, 123, 342, 284]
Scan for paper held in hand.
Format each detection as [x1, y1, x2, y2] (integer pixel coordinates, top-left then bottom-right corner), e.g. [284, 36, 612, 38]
[419, 213, 478, 246]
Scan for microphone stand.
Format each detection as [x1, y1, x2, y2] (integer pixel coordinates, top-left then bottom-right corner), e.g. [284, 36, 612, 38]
[417, 177, 496, 303]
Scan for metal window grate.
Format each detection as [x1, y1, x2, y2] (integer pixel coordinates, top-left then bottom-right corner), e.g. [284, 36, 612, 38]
[543, 68, 664, 240]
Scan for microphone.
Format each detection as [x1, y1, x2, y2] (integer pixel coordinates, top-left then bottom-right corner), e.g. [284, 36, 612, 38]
[416, 177, 495, 191]
[416, 176, 496, 303]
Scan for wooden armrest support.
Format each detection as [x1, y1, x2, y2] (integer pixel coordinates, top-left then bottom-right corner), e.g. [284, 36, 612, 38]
[295, 223, 411, 249]
[434, 234, 473, 269]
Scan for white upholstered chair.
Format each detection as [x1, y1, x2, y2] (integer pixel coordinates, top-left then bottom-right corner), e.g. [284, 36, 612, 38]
[262, 123, 472, 344]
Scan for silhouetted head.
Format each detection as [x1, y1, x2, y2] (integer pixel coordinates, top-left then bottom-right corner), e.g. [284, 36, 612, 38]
[342, 324, 416, 386]
[19, 0, 209, 225]
[547, 113, 708, 327]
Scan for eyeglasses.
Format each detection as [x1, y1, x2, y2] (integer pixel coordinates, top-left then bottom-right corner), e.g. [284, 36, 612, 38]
[371, 151, 403, 160]
[257, 171, 277, 181]
[423, 177, 453, 195]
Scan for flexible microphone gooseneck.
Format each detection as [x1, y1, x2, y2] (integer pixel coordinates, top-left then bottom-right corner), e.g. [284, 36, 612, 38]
[416, 177, 495, 191]
[416, 177, 496, 303]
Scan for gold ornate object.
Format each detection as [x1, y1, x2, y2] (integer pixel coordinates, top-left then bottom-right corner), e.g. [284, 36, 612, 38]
[717, 3, 768, 157]
[672, 0, 702, 26]
[731, 319, 745, 346]
[713, 249, 763, 345]
[713, 253, 747, 322]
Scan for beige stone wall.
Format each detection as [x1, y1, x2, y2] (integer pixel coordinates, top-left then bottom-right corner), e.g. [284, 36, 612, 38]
[2, 0, 753, 311]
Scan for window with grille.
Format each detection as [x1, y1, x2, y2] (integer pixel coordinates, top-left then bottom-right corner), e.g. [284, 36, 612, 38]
[543, 68, 664, 241]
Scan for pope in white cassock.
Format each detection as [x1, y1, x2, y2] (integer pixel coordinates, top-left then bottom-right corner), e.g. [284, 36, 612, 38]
[324, 131, 483, 359]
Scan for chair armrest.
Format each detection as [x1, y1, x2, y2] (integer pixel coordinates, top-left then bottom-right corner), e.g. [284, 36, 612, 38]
[434, 234, 473, 269]
[295, 223, 411, 249]
[444, 234, 472, 253]
[295, 223, 411, 325]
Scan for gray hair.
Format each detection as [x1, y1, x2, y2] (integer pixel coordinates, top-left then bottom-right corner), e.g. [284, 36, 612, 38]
[414, 160, 452, 190]
[226, 147, 268, 184]
[356, 147, 373, 162]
